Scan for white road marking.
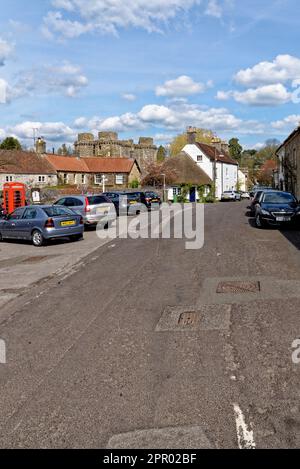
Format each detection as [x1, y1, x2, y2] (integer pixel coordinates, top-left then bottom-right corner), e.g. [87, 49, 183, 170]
[233, 403, 256, 449]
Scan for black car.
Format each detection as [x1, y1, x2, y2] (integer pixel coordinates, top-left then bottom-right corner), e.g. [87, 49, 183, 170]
[103, 192, 147, 216]
[254, 191, 300, 228]
[144, 191, 162, 209]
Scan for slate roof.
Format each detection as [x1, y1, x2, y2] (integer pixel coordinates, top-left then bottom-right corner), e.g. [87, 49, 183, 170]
[195, 142, 238, 166]
[0, 150, 56, 175]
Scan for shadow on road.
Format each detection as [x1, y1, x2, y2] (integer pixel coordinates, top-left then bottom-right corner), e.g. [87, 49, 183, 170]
[280, 227, 300, 250]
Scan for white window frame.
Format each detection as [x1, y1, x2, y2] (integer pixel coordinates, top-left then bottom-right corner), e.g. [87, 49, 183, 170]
[63, 173, 68, 184]
[197, 155, 203, 162]
[5, 175, 14, 182]
[94, 174, 102, 185]
[81, 174, 86, 184]
[38, 175, 46, 183]
[115, 174, 124, 185]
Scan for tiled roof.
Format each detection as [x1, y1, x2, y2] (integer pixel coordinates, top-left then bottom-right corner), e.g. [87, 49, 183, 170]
[195, 143, 238, 166]
[0, 150, 56, 175]
[163, 152, 212, 185]
[45, 155, 137, 174]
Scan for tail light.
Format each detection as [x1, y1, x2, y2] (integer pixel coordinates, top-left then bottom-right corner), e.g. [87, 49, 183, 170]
[45, 218, 54, 228]
[85, 197, 91, 213]
[79, 216, 84, 225]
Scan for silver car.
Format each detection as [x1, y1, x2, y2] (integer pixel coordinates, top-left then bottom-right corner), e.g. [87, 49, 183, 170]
[0, 205, 84, 247]
[54, 195, 116, 228]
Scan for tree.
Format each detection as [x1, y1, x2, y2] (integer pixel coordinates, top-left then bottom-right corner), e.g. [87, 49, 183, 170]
[0, 137, 22, 151]
[256, 160, 277, 186]
[141, 161, 176, 187]
[228, 138, 243, 163]
[57, 144, 73, 156]
[157, 145, 166, 162]
[170, 128, 214, 156]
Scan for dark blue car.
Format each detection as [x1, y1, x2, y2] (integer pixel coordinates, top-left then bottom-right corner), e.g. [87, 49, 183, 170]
[0, 205, 84, 246]
[255, 191, 300, 228]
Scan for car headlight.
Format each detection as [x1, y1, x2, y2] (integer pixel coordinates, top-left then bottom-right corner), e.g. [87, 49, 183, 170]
[261, 209, 270, 215]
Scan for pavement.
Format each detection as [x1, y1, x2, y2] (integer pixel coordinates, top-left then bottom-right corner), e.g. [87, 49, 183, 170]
[1, 201, 300, 448]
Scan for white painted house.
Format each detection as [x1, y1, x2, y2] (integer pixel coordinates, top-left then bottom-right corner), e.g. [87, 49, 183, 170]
[182, 141, 239, 199]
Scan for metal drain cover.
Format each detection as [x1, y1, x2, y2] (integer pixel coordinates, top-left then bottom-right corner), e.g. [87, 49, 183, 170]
[178, 312, 199, 327]
[217, 281, 260, 294]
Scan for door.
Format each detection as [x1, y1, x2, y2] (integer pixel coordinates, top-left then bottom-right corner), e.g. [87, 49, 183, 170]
[20, 207, 39, 239]
[1, 208, 25, 238]
[190, 187, 196, 203]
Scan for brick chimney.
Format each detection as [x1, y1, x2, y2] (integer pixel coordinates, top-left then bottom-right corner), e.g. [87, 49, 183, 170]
[187, 126, 197, 145]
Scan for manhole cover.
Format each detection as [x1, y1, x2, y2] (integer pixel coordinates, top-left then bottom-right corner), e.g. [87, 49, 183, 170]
[178, 312, 199, 327]
[217, 281, 260, 294]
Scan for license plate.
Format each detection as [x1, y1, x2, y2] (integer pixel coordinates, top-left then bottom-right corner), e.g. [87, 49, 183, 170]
[276, 216, 291, 222]
[97, 207, 109, 213]
[61, 220, 76, 226]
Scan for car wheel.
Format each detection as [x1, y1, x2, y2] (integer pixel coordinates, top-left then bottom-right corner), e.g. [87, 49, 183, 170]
[0, 232, 2, 242]
[70, 234, 83, 241]
[32, 230, 45, 247]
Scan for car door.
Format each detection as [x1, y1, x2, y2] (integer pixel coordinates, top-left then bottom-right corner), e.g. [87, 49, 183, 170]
[20, 207, 39, 239]
[1, 208, 25, 238]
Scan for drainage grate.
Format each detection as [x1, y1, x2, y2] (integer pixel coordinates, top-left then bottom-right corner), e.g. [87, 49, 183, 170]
[178, 312, 199, 327]
[216, 281, 260, 294]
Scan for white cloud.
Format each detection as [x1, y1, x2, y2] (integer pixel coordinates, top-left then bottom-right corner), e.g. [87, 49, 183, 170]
[0, 37, 14, 66]
[122, 93, 137, 101]
[217, 84, 291, 106]
[205, 0, 223, 18]
[0, 78, 8, 103]
[1, 61, 88, 104]
[8, 121, 75, 142]
[43, 0, 204, 38]
[235, 55, 300, 87]
[72, 101, 264, 135]
[156, 75, 208, 97]
[271, 115, 300, 131]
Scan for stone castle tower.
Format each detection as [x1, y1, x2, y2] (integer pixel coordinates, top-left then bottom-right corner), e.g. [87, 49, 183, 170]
[74, 132, 157, 172]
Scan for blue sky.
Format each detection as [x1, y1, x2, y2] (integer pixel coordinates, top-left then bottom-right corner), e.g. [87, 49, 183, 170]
[0, 0, 300, 150]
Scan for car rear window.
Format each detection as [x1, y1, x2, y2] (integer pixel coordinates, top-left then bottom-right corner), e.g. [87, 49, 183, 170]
[263, 193, 295, 204]
[87, 196, 109, 205]
[42, 207, 75, 217]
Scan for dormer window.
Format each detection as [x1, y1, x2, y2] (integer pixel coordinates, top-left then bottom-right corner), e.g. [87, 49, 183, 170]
[197, 155, 203, 162]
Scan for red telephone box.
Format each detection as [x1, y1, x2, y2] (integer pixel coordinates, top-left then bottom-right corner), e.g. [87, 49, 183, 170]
[3, 182, 27, 214]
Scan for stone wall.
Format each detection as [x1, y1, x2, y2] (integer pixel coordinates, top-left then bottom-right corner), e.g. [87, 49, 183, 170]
[0, 173, 58, 191]
[283, 130, 300, 198]
[74, 132, 158, 172]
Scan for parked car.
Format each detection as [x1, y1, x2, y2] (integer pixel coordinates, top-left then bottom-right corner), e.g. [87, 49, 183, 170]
[239, 191, 251, 200]
[221, 191, 241, 202]
[0, 205, 84, 247]
[54, 195, 116, 228]
[103, 192, 146, 216]
[254, 191, 300, 228]
[248, 189, 274, 215]
[144, 191, 162, 209]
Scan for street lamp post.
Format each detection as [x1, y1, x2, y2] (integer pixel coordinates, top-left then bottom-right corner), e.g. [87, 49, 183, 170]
[161, 173, 166, 202]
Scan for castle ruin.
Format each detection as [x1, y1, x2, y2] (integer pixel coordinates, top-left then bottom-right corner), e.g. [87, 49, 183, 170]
[74, 132, 158, 172]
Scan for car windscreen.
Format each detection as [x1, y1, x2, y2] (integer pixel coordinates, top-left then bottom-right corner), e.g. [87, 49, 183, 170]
[124, 193, 141, 201]
[263, 193, 296, 204]
[42, 207, 76, 217]
[87, 196, 109, 205]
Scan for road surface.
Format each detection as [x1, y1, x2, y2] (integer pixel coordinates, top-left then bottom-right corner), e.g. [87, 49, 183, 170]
[1, 201, 300, 448]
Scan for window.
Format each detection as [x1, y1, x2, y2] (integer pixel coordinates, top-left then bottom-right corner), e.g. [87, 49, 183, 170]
[116, 174, 124, 185]
[87, 196, 109, 205]
[63, 173, 68, 184]
[197, 155, 203, 162]
[95, 174, 102, 185]
[23, 208, 37, 220]
[38, 176, 46, 183]
[42, 207, 75, 217]
[7, 208, 25, 220]
[81, 174, 85, 184]
[5, 176, 13, 182]
[173, 187, 181, 196]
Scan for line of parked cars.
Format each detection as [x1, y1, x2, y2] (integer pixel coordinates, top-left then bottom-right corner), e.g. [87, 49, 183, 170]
[221, 190, 250, 202]
[248, 188, 300, 229]
[0, 190, 162, 247]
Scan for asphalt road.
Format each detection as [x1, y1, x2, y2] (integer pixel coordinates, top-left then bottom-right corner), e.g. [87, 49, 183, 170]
[1, 201, 300, 448]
